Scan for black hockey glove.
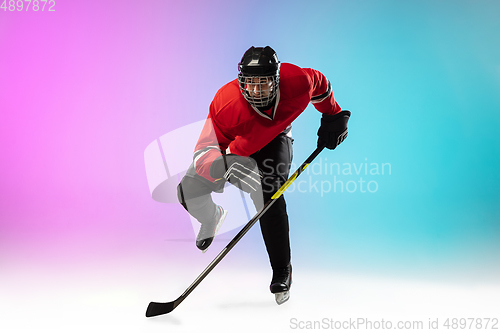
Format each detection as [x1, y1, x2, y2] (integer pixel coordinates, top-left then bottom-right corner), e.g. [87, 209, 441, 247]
[317, 110, 351, 149]
[209, 154, 262, 193]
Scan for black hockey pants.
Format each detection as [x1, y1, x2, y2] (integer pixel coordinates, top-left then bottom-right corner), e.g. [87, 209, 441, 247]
[177, 133, 293, 270]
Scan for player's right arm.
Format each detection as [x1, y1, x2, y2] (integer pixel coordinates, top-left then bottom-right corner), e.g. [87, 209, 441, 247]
[193, 93, 262, 193]
[192, 110, 232, 182]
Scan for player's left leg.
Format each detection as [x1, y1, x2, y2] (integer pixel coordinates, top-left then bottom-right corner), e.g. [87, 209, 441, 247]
[251, 133, 293, 303]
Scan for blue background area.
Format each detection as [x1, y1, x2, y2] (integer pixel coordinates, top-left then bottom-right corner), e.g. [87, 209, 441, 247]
[202, 0, 500, 281]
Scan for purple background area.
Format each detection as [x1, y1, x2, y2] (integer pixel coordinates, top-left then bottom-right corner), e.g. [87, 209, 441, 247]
[0, 1, 211, 268]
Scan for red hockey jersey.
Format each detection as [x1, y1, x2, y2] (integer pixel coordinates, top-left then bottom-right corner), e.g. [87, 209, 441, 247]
[193, 63, 341, 182]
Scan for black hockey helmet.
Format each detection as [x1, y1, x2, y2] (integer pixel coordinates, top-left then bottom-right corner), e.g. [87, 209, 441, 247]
[238, 46, 280, 108]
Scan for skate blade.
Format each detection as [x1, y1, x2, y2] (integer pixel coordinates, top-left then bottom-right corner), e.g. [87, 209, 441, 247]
[202, 209, 228, 253]
[274, 291, 290, 305]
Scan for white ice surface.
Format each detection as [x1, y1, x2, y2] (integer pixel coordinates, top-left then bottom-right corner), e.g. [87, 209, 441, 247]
[1, 255, 499, 333]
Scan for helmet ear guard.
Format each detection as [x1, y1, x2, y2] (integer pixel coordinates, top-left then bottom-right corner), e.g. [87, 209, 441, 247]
[238, 46, 280, 109]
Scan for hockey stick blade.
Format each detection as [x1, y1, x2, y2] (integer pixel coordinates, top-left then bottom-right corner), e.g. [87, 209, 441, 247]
[146, 298, 180, 317]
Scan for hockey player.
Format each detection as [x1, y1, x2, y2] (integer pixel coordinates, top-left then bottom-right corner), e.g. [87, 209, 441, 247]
[177, 46, 350, 305]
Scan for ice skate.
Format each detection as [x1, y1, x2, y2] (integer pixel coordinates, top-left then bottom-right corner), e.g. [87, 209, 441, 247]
[270, 264, 292, 305]
[196, 205, 227, 253]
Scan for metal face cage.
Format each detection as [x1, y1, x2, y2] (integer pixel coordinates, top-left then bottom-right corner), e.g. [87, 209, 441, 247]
[238, 74, 279, 109]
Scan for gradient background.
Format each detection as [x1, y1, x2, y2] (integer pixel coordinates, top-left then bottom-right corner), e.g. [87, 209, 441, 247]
[1, 0, 499, 332]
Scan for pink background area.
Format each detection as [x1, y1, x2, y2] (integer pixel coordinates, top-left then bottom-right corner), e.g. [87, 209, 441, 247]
[0, 1, 237, 269]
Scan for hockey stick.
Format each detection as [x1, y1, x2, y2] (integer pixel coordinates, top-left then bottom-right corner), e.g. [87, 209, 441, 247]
[145, 145, 325, 317]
